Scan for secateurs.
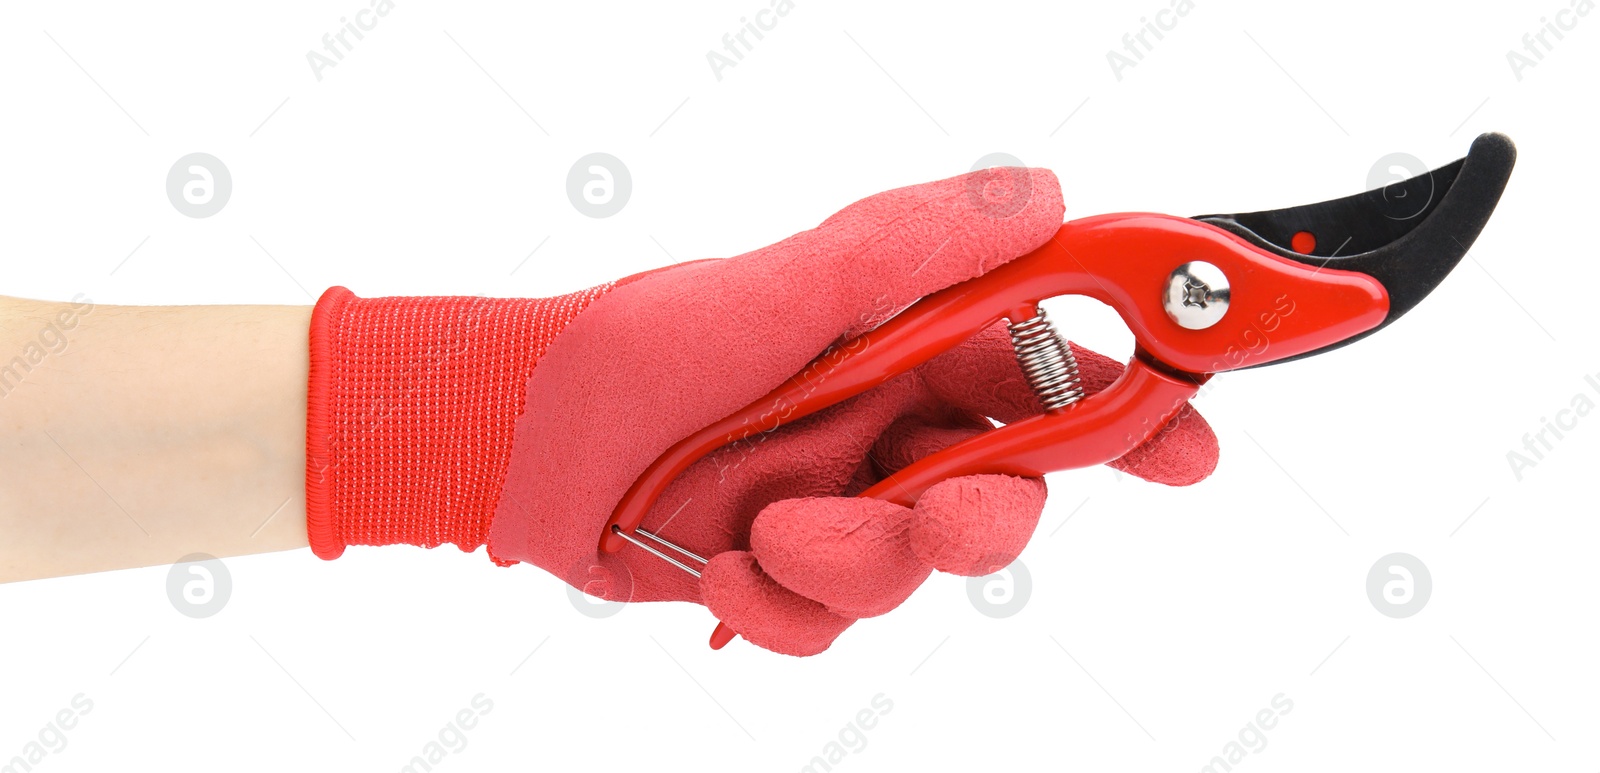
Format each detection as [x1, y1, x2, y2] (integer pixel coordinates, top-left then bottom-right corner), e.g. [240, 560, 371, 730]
[602, 132, 1516, 649]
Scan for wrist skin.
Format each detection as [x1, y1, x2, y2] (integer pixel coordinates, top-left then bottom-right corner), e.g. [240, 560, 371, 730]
[0, 295, 310, 582]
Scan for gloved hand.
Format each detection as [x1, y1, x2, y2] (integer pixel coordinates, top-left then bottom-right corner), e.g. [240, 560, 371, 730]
[306, 167, 1219, 655]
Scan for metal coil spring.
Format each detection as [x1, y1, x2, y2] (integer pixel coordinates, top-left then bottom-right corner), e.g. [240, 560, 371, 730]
[1007, 309, 1085, 411]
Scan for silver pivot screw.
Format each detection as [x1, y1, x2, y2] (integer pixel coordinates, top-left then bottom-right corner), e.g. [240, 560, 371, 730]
[1163, 261, 1231, 330]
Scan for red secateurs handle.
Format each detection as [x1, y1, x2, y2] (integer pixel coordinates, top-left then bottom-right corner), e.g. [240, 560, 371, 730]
[602, 213, 1391, 648]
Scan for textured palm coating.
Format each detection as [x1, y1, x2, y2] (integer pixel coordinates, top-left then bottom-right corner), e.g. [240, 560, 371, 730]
[490, 168, 1070, 584]
[488, 168, 1218, 655]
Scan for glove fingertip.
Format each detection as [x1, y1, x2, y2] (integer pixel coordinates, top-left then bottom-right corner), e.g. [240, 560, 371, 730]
[751, 498, 928, 618]
[700, 551, 854, 657]
[1112, 404, 1220, 486]
[910, 474, 1046, 576]
[1066, 342, 1127, 395]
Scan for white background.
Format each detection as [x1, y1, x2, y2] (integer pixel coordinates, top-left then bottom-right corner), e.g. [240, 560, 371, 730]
[2, 1, 1596, 771]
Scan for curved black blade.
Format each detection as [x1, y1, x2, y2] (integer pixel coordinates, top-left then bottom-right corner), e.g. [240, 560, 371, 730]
[1195, 132, 1516, 365]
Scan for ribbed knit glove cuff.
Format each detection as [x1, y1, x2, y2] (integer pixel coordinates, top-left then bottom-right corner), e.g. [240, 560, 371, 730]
[305, 284, 613, 561]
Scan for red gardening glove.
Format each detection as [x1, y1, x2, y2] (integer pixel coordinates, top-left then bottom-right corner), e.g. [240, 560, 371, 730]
[306, 167, 1219, 656]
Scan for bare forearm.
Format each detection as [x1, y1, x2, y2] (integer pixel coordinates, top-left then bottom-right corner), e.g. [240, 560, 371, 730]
[0, 295, 310, 582]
